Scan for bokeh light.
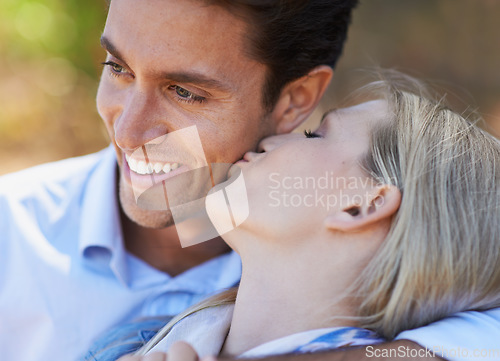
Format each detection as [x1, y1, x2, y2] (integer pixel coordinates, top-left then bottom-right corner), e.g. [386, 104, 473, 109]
[1, 0, 499, 175]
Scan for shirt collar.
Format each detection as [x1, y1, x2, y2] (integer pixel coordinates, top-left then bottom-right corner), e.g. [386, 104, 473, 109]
[149, 304, 234, 357]
[153, 250, 241, 295]
[77, 146, 242, 291]
[78, 146, 125, 278]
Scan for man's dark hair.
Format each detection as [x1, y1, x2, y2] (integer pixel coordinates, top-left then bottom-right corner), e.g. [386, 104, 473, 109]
[207, 0, 359, 110]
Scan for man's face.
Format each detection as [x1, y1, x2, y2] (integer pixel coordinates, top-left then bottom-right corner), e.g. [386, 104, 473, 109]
[97, 0, 274, 228]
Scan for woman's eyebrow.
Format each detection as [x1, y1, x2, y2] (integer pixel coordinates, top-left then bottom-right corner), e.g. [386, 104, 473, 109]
[321, 108, 337, 124]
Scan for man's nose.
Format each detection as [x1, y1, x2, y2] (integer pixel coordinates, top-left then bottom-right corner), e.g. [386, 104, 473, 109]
[113, 89, 168, 152]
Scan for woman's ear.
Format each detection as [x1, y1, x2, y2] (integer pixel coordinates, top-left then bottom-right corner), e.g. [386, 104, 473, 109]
[324, 184, 401, 233]
[271, 65, 333, 134]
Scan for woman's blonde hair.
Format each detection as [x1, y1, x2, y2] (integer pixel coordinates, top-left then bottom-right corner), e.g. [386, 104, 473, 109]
[138, 71, 500, 354]
[355, 71, 500, 339]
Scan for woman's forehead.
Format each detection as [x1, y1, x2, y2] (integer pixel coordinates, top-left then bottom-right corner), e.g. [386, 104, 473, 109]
[322, 99, 390, 130]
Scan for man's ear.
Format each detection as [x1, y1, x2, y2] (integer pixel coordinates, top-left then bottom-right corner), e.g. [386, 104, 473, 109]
[324, 185, 401, 233]
[271, 65, 333, 134]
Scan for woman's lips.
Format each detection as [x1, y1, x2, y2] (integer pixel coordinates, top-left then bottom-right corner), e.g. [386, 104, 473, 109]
[242, 151, 265, 162]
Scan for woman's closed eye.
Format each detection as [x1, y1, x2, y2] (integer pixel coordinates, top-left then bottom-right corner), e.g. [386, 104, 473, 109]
[304, 129, 321, 138]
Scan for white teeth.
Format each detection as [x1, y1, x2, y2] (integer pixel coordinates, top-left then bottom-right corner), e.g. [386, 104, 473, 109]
[128, 157, 137, 171]
[126, 155, 181, 175]
[137, 161, 147, 175]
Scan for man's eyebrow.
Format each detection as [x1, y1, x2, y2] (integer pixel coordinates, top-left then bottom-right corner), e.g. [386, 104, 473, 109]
[100, 35, 230, 92]
[100, 35, 127, 63]
[161, 71, 232, 92]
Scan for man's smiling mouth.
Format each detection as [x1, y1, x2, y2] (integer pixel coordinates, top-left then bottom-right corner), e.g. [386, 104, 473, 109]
[125, 153, 180, 175]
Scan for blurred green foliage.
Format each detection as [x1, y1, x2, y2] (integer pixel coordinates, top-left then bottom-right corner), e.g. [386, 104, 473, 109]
[1, 0, 499, 174]
[1, 0, 106, 75]
[0, 0, 108, 173]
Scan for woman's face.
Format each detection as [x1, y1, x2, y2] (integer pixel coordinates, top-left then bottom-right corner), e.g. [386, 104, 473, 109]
[229, 99, 390, 242]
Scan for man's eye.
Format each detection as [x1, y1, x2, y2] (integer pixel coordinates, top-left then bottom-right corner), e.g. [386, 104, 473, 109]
[304, 129, 321, 138]
[101, 61, 128, 76]
[175, 86, 192, 98]
[168, 85, 206, 104]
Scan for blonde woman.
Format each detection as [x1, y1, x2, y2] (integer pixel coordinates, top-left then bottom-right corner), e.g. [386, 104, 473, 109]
[105, 75, 500, 361]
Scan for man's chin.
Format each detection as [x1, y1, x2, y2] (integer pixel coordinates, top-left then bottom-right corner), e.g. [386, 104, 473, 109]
[127, 208, 176, 229]
[119, 186, 176, 229]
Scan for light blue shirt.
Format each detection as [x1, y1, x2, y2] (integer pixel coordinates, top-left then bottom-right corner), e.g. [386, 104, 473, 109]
[147, 304, 383, 358]
[395, 308, 500, 361]
[0, 146, 241, 361]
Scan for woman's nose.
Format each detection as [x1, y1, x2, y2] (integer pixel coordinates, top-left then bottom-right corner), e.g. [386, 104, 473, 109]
[258, 133, 303, 153]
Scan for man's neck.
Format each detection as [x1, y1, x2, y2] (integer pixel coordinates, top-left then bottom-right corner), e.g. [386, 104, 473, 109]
[120, 210, 231, 276]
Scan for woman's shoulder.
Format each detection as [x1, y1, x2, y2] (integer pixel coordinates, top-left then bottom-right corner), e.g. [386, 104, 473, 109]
[239, 327, 384, 359]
